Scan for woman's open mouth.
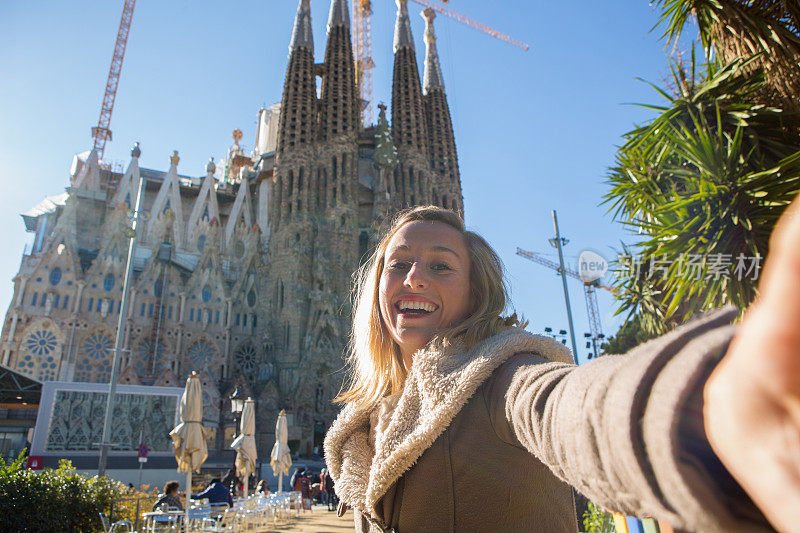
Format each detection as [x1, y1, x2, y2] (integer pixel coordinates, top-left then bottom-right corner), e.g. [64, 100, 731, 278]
[396, 300, 438, 318]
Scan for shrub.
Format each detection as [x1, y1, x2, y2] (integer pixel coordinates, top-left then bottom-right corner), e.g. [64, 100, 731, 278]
[583, 500, 616, 532]
[0, 454, 126, 532]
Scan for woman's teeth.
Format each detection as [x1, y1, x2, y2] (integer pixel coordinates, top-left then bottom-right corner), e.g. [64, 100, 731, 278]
[398, 301, 436, 313]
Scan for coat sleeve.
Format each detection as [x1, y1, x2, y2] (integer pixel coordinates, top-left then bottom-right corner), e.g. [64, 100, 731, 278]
[484, 307, 773, 533]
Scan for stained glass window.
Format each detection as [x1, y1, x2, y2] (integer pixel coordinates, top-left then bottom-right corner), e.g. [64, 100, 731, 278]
[74, 333, 113, 383]
[235, 344, 258, 373]
[247, 289, 256, 308]
[104, 274, 115, 291]
[202, 285, 211, 303]
[49, 268, 62, 286]
[186, 341, 215, 373]
[134, 340, 168, 376]
[25, 330, 57, 356]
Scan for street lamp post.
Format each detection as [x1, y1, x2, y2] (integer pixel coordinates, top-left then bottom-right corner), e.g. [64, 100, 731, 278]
[229, 386, 245, 438]
[98, 143, 145, 476]
[228, 386, 245, 494]
[549, 210, 579, 364]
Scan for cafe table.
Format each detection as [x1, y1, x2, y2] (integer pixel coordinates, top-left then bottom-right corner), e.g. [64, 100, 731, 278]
[141, 509, 183, 532]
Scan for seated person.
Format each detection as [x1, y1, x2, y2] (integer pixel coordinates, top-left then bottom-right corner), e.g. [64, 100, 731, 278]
[152, 480, 183, 511]
[190, 477, 233, 507]
[255, 480, 270, 495]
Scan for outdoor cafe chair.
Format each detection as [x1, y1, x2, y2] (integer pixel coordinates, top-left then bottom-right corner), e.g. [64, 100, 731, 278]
[141, 506, 182, 532]
[185, 502, 217, 532]
[99, 513, 133, 533]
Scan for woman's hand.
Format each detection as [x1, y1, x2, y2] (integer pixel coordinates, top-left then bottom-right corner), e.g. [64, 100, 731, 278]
[704, 195, 800, 532]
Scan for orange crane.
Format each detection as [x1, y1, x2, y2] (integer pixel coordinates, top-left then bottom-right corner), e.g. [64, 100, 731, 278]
[92, 0, 136, 160]
[352, 0, 529, 125]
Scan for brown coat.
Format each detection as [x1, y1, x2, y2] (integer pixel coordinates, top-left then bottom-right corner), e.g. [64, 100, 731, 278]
[324, 308, 773, 532]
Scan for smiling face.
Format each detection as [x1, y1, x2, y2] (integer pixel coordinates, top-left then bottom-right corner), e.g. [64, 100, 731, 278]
[379, 220, 472, 365]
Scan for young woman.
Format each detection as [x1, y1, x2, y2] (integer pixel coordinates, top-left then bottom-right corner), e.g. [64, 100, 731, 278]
[325, 201, 800, 532]
[152, 480, 183, 511]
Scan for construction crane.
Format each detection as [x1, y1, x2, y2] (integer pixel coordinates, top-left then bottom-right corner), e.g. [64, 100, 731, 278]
[516, 247, 610, 359]
[91, 0, 136, 161]
[352, 0, 529, 125]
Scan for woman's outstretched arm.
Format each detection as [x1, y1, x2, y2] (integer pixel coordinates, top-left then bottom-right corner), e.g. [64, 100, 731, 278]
[487, 308, 769, 532]
[489, 195, 800, 532]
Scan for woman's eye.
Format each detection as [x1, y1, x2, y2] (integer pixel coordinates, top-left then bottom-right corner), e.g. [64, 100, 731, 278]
[431, 262, 452, 271]
[388, 261, 411, 271]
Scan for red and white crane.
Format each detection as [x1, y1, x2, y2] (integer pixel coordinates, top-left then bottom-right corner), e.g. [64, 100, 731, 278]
[91, 0, 136, 160]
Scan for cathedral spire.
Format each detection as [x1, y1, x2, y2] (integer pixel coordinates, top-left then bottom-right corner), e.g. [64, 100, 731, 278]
[289, 0, 313, 52]
[320, 0, 359, 138]
[421, 7, 462, 215]
[393, 0, 415, 52]
[277, 0, 317, 153]
[391, 0, 427, 151]
[421, 8, 444, 94]
[327, 0, 350, 32]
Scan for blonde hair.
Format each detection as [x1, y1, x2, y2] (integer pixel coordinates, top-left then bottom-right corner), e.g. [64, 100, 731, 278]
[335, 206, 525, 409]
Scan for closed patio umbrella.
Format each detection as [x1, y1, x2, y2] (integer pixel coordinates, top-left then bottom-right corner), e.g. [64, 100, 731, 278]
[169, 371, 212, 526]
[270, 409, 292, 492]
[231, 397, 257, 497]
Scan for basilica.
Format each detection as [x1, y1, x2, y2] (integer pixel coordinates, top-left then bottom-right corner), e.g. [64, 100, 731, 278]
[0, 0, 462, 456]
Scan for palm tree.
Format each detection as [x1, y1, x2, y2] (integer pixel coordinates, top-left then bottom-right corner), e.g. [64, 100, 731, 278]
[605, 56, 800, 333]
[655, 0, 800, 111]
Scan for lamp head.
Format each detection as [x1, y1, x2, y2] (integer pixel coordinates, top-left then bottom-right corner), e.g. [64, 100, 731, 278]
[230, 386, 245, 414]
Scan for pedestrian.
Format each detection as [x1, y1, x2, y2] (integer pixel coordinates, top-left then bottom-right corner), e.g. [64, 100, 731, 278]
[289, 466, 306, 494]
[291, 467, 312, 510]
[221, 468, 239, 497]
[255, 480, 270, 495]
[152, 480, 183, 511]
[191, 477, 233, 508]
[320, 468, 329, 506]
[324, 203, 800, 532]
[323, 468, 337, 512]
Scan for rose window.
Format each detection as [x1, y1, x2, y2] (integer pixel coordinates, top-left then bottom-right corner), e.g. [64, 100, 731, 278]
[235, 344, 258, 373]
[25, 330, 57, 356]
[187, 341, 215, 372]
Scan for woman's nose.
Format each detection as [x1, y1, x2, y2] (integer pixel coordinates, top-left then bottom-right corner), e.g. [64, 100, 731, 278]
[404, 262, 428, 289]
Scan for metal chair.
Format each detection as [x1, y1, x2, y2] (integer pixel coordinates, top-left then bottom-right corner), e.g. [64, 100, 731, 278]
[99, 513, 134, 533]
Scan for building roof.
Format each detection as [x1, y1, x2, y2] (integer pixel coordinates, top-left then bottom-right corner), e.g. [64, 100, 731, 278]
[21, 192, 68, 231]
[0, 365, 42, 407]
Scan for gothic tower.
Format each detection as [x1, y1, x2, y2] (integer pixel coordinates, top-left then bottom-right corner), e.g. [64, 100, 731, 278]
[268, 0, 319, 384]
[390, 0, 434, 208]
[267, 0, 361, 432]
[422, 8, 463, 216]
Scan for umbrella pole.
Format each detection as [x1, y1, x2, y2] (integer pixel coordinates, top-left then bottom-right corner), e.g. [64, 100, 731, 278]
[186, 469, 192, 529]
[244, 476, 248, 499]
[278, 472, 283, 493]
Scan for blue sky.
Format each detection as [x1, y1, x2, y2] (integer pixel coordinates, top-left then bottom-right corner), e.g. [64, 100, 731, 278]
[0, 1, 688, 363]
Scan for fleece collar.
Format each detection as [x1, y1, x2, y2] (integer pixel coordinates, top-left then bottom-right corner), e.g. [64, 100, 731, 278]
[323, 327, 572, 521]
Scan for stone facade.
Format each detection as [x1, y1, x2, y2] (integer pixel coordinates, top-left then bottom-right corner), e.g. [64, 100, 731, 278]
[0, 0, 462, 456]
